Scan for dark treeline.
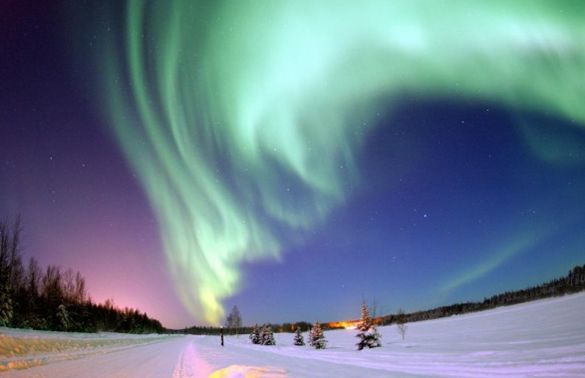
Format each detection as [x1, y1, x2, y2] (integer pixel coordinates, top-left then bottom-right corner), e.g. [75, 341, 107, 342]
[182, 324, 303, 336]
[181, 321, 337, 335]
[180, 325, 254, 335]
[0, 219, 163, 333]
[181, 321, 320, 335]
[379, 264, 585, 326]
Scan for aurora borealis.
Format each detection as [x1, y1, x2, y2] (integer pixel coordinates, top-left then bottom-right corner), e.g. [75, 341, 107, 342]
[2, 1, 585, 327]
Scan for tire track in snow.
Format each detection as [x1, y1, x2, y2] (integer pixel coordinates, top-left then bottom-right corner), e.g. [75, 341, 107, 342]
[172, 338, 214, 378]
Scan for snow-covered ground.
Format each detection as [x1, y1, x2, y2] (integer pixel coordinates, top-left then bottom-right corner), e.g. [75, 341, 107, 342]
[2, 292, 585, 377]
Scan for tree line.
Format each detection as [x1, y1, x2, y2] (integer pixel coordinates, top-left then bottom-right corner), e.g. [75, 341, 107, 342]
[0, 218, 163, 333]
[180, 320, 335, 335]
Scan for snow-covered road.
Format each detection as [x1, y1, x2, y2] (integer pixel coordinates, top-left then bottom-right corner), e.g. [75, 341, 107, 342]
[2, 292, 585, 377]
[1, 334, 187, 377]
[0, 333, 389, 377]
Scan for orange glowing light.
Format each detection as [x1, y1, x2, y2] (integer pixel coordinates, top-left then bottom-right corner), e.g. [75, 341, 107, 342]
[327, 320, 359, 330]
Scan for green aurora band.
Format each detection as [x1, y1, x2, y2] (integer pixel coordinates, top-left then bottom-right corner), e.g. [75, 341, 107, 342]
[98, 0, 585, 324]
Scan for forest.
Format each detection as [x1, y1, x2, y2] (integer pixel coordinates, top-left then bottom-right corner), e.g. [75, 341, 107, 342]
[0, 219, 163, 333]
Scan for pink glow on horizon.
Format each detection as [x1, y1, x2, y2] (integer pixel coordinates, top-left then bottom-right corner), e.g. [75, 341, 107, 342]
[17, 192, 194, 329]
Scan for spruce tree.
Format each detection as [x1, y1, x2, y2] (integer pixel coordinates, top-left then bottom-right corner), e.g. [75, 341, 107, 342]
[0, 287, 13, 326]
[293, 326, 305, 346]
[57, 303, 70, 331]
[396, 308, 408, 340]
[356, 302, 382, 350]
[249, 324, 261, 344]
[0, 221, 14, 327]
[261, 324, 275, 345]
[309, 321, 327, 349]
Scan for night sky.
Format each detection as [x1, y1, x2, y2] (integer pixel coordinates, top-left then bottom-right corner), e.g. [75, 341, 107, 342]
[1, 1, 584, 329]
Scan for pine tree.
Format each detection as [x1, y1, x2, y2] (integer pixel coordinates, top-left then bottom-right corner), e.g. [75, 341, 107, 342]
[261, 324, 275, 345]
[396, 308, 408, 340]
[309, 321, 327, 349]
[293, 326, 305, 346]
[57, 303, 70, 331]
[225, 305, 242, 334]
[249, 324, 261, 344]
[356, 302, 382, 350]
[0, 221, 14, 327]
[0, 287, 13, 326]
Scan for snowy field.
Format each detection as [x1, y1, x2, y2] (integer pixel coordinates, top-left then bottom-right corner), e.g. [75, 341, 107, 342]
[1, 292, 585, 377]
